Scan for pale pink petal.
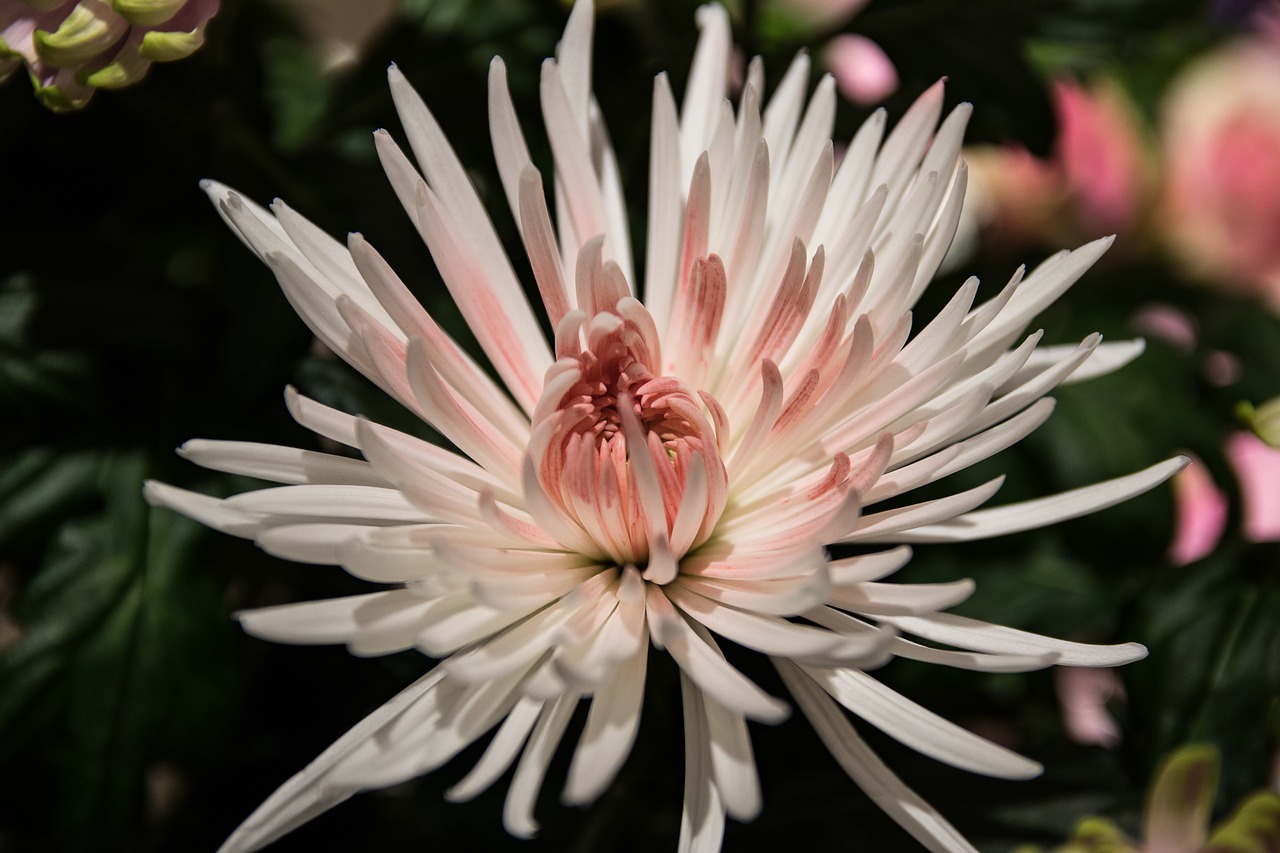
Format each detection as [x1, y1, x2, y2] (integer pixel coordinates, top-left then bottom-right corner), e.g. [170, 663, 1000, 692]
[1054, 666, 1124, 748]
[1168, 454, 1228, 565]
[1226, 430, 1280, 542]
[827, 34, 898, 106]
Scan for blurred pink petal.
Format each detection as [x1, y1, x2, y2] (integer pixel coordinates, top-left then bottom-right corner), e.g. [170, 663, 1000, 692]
[1168, 455, 1229, 565]
[961, 76, 1147, 251]
[1226, 431, 1280, 542]
[1256, 0, 1280, 41]
[1054, 78, 1147, 238]
[1202, 350, 1241, 386]
[962, 144, 1062, 248]
[1131, 302, 1198, 353]
[1055, 666, 1124, 748]
[826, 33, 897, 105]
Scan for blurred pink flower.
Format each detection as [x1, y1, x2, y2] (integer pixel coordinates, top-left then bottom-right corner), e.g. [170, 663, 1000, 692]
[963, 145, 1061, 250]
[1160, 38, 1280, 309]
[1054, 666, 1125, 748]
[1053, 79, 1148, 239]
[1131, 302, 1198, 354]
[963, 78, 1149, 253]
[1164, 430, 1280, 565]
[826, 32, 897, 105]
[766, 0, 896, 106]
[1225, 430, 1280, 542]
[1168, 454, 1229, 565]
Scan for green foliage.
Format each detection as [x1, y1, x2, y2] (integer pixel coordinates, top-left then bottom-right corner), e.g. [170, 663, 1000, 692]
[0, 451, 237, 849]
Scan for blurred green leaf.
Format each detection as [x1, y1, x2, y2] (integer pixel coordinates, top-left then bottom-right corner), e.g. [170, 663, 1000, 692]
[262, 38, 334, 152]
[0, 452, 237, 849]
[0, 447, 102, 548]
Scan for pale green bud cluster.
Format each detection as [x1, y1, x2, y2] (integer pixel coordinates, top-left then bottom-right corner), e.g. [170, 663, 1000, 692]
[0, 0, 219, 111]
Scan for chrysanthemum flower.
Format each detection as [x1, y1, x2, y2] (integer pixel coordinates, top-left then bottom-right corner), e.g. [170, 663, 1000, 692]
[0, 0, 219, 111]
[147, 3, 1185, 850]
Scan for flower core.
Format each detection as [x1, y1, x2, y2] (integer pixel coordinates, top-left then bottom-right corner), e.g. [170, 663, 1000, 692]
[532, 301, 728, 580]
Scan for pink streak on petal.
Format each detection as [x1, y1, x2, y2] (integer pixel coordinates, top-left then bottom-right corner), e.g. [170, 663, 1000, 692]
[1168, 455, 1228, 566]
[1226, 431, 1280, 542]
[826, 34, 898, 106]
[1054, 666, 1124, 748]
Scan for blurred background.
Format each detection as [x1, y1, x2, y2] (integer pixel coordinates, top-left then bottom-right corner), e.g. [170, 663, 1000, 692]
[1, 0, 1278, 850]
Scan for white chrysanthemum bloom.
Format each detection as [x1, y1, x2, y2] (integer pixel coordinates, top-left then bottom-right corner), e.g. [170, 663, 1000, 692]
[147, 3, 1185, 851]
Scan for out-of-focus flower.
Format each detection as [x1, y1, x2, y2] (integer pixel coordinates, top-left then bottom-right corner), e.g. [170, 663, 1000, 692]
[1129, 302, 1240, 387]
[1053, 79, 1148, 239]
[958, 145, 1060, 262]
[825, 32, 897, 105]
[1029, 744, 1280, 853]
[271, 0, 395, 74]
[0, 0, 218, 111]
[1160, 38, 1280, 310]
[1131, 302, 1199, 354]
[1054, 666, 1125, 748]
[765, 0, 897, 105]
[964, 77, 1151, 253]
[148, 2, 1184, 850]
[1225, 430, 1280, 542]
[1162, 422, 1280, 562]
[1168, 454, 1230, 565]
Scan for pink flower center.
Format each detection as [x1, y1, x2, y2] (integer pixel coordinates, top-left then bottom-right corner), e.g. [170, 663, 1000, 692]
[529, 304, 728, 577]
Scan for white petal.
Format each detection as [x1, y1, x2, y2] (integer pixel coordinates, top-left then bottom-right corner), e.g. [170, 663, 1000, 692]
[827, 546, 914, 584]
[178, 440, 386, 487]
[889, 636, 1058, 673]
[257, 523, 380, 565]
[897, 457, 1188, 543]
[802, 665, 1042, 779]
[704, 693, 761, 821]
[648, 587, 790, 724]
[843, 477, 1004, 543]
[445, 695, 543, 803]
[669, 584, 891, 663]
[216, 667, 447, 853]
[678, 4, 731, 183]
[562, 641, 649, 805]
[877, 611, 1148, 667]
[1016, 338, 1146, 386]
[828, 579, 976, 617]
[142, 481, 262, 537]
[774, 659, 980, 853]
[503, 691, 580, 838]
[227, 484, 429, 523]
[237, 592, 388, 645]
[677, 672, 727, 853]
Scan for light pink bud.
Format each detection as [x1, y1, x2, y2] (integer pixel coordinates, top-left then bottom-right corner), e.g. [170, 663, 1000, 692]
[826, 33, 897, 105]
